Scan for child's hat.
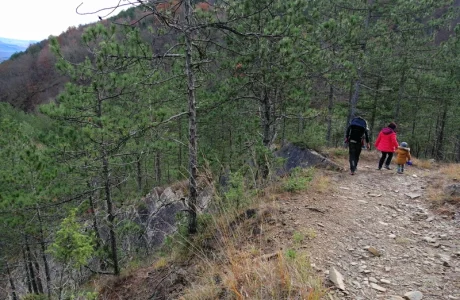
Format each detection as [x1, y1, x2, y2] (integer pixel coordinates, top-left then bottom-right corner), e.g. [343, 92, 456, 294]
[388, 122, 397, 130]
[401, 142, 408, 147]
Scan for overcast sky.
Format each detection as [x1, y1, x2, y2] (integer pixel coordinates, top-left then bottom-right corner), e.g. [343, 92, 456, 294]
[0, 0, 132, 41]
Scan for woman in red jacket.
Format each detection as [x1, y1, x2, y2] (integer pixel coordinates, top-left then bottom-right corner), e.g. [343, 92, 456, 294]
[375, 122, 399, 170]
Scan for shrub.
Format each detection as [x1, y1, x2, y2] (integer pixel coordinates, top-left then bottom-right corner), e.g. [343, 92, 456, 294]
[282, 167, 314, 193]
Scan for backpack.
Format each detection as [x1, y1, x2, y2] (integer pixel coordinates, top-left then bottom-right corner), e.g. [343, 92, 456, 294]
[348, 117, 368, 143]
[350, 117, 367, 129]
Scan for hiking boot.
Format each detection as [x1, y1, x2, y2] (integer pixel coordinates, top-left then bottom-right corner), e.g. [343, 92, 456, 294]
[350, 171, 355, 175]
[384, 165, 392, 170]
[376, 167, 382, 170]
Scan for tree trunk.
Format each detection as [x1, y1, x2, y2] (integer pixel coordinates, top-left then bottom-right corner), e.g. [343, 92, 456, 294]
[87, 182, 106, 271]
[22, 247, 32, 293]
[136, 152, 142, 192]
[6, 261, 18, 300]
[32, 253, 44, 294]
[261, 90, 273, 148]
[155, 150, 161, 184]
[326, 84, 334, 145]
[344, 79, 354, 140]
[103, 156, 119, 275]
[394, 65, 406, 123]
[184, 0, 199, 235]
[36, 205, 52, 299]
[345, 1, 372, 138]
[178, 117, 182, 171]
[25, 238, 39, 294]
[434, 102, 448, 160]
[260, 89, 274, 179]
[369, 77, 381, 143]
[456, 134, 460, 162]
[96, 91, 119, 275]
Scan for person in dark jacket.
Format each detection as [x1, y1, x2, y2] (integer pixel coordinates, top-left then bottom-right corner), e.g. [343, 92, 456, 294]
[375, 122, 399, 170]
[345, 117, 370, 175]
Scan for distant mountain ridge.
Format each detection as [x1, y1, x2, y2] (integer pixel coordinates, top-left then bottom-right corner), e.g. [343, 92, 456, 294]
[0, 37, 37, 62]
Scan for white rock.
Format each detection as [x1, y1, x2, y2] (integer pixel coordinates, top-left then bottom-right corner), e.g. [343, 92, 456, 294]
[370, 283, 387, 292]
[329, 267, 345, 290]
[404, 291, 423, 300]
[369, 277, 377, 283]
[405, 192, 421, 199]
[369, 193, 382, 197]
[389, 234, 396, 239]
[422, 236, 437, 243]
[352, 281, 361, 289]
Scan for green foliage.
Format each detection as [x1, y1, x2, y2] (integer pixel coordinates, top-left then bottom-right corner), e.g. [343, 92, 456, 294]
[293, 231, 305, 246]
[285, 248, 297, 260]
[21, 294, 48, 300]
[282, 167, 315, 193]
[71, 292, 98, 300]
[48, 209, 94, 268]
[222, 171, 248, 209]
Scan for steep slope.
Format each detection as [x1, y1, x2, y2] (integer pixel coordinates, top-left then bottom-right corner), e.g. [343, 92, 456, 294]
[98, 151, 460, 299]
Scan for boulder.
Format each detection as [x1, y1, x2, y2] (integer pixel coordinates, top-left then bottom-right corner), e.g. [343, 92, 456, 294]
[275, 143, 343, 175]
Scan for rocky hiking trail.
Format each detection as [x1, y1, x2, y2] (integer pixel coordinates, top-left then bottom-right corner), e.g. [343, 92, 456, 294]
[274, 154, 460, 300]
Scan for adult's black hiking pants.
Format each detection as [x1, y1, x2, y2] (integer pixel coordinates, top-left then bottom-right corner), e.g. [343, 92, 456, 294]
[349, 141, 362, 172]
[378, 151, 393, 169]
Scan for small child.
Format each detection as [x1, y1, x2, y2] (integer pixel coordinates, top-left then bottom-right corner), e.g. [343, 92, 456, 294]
[395, 142, 411, 174]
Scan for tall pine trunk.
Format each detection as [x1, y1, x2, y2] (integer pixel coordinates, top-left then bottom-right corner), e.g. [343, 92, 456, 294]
[369, 77, 381, 143]
[22, 247, 32, 293]
[103, 156, 119, 275]
[36, 205, 51, 299]
[184, 0, 199, 234]
[6, 261, 18, 300]
[326, 84, 334, 145]
[25, 237, 40, 294]
[345, 1, 373, 137]
[394, 64, 406, 123]
[434, 101, 448, 160]
[96, 93, 119, 275]
[136, 152, 142, 192]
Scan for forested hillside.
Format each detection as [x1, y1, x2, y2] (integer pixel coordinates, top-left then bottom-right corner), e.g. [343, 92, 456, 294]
[1, 0, 460, 299]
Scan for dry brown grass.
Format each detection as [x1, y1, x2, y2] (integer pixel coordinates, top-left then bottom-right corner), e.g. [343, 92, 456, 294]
[412, 158, 433, 169]
[180, 248, 326, 300]
[178, 168, 329, 300]
[439, 163, 460, 180]
[425, 162, 460, 210]
[309, 174, 331, 194]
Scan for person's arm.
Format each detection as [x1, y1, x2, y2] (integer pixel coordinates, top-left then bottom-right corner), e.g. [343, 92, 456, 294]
[392, 134, 399, 151]
[364, 129, 370, 149]
[374, 132, 381, 148]
[345, 126, 351, 143]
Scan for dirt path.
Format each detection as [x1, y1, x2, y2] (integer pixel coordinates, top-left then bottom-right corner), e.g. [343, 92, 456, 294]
[275, 156, 460, 300]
